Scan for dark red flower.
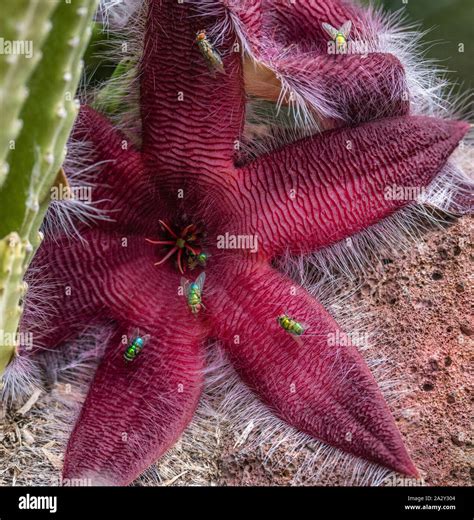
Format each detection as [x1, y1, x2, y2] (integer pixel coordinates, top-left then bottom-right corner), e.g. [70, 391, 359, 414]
[18, 0, 468, 485]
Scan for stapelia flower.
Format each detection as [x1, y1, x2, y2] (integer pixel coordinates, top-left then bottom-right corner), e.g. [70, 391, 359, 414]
[13, 0, 469, 485]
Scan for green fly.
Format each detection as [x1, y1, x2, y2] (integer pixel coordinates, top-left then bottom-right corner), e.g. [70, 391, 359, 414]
[182, 272, 206, 315]
[277, 314, 306, 345]
[124, 334, 149, 362]
[195, 30, 225, 74]
[322, 20, 352, 53]
[187, 251, 209, 270]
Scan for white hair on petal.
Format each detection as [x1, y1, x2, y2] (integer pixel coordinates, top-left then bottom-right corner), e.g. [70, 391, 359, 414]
[43, 138, 113, 241]
[419, 145, 474, 215]
[238, 100, 315, 162]
[97, 0, 143, 32]
[364, 7, 449, 118]
[1, 354, 41, 405]
[189, 0, 254, 54]
[20, 264, 64, 336]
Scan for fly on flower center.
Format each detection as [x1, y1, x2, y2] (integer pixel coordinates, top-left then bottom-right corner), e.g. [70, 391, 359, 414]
[145, 219, 209, 274]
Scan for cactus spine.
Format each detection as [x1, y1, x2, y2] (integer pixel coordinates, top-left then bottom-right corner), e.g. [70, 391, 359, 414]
[0, 0, 98, 376]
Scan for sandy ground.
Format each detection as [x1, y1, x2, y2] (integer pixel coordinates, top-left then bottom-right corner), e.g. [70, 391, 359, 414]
[0, 216, 472, 486]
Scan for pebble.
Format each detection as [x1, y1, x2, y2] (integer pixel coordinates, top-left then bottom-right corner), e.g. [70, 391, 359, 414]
[459, 324, 473, 336]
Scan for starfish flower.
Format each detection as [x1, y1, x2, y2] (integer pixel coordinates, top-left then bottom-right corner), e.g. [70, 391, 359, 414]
[16, 0, 468, 485]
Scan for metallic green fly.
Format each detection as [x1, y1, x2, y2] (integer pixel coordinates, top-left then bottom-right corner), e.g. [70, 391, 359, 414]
[277, 314, 305, 336]
[181, 272, 206, 315]
[124, 334, 149, 362]
[187, 250, 209, 270]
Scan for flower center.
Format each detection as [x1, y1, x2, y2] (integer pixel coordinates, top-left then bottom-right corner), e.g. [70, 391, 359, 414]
[146, 220, 208, 274]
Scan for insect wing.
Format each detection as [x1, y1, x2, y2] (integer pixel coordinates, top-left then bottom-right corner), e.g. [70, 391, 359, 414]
[340, 20, 352, 38]
[322, 22, 338, 40]
[291, 335, 304, 347]
[295, 322, 307, 335]
[290, 317, 308, 335]
[195, 272, 206, 293]
[181, 277, 191, 297]
[138, 334, 151, 346]
[211, 52, 225, 73]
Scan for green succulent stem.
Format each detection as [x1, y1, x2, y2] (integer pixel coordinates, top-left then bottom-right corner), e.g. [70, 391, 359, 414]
[0, 0, 98, 376]
[0, 233, 27, 371]
[0, 0, 59, 186]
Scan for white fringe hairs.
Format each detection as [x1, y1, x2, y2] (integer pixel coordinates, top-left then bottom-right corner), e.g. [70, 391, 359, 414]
[43, 137, 113, 242]
[190, 0, 473, 128]
[2, 0, 472, 486]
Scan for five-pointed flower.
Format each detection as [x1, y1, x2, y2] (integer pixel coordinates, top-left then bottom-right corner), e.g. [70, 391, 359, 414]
[19, 0, 468, 485]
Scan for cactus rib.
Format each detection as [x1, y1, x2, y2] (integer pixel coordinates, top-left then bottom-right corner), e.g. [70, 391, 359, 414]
[0, 0, 98, 374]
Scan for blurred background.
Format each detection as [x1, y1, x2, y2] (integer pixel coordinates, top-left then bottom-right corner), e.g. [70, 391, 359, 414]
[369, 0, 473, 95]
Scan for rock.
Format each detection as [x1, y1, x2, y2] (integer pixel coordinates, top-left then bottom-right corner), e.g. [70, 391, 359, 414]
[451, 434, 464, 447]
[459, 324, 473, 336]
[447, 393, 456, 404]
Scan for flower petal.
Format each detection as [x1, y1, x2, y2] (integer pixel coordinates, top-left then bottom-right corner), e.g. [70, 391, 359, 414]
[63, 260, 207, 485]
[232, 116, 469, 257]
[208, 261, 418, 476]
[72, 107, 155, 234]
[271, 52, 409, 124]
[140, 0, 245, 171]
[21, 230, 135, 355]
